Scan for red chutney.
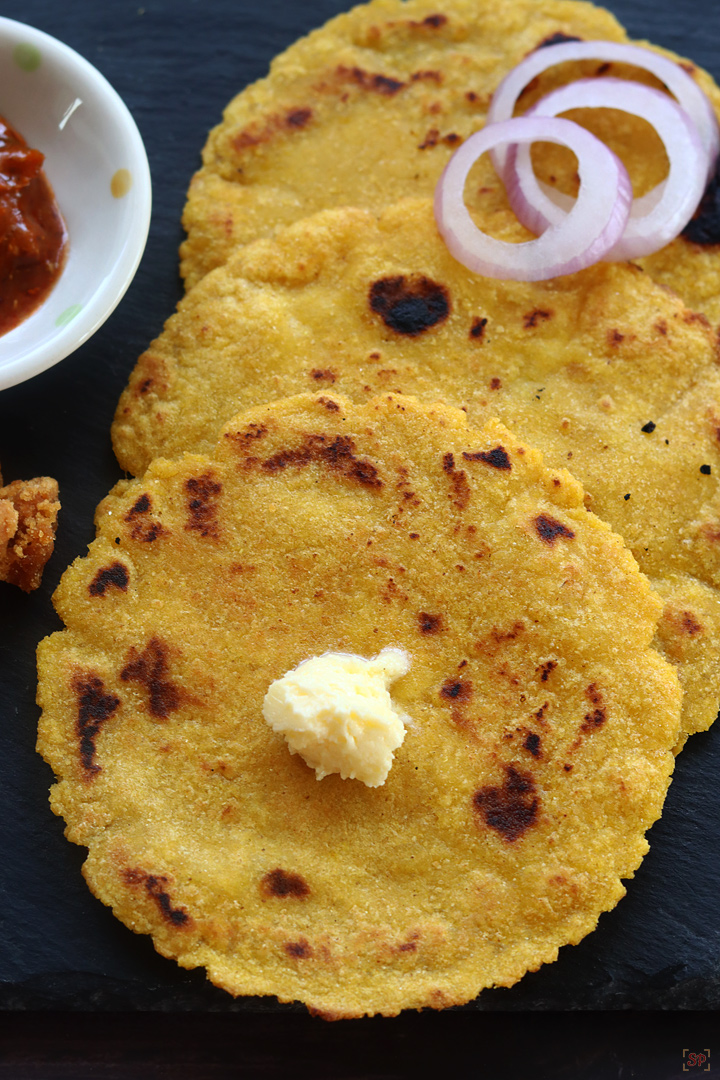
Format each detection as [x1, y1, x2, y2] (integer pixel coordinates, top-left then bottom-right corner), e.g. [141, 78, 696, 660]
[0, 115, 67, 335]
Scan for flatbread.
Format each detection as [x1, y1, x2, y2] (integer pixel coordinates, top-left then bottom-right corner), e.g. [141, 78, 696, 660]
[38, 393, 681, 1017]
[114, 197, 720, 746]
[181, 0, 720, 323]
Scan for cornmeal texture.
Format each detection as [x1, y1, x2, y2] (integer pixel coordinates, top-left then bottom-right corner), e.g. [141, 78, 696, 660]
[39, 394, 680, 1017]
[181, 0, 720, 323]
[115, 199, 720, 745]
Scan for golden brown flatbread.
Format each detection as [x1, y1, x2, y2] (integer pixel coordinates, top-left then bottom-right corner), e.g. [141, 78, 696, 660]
[181, 0, 720, 323]
[114, 198, 720, 746]
[38, 393, 681, 1017]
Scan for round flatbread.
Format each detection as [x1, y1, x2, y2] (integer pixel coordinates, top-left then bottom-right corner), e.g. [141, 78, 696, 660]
[114, 197, 720, 746]
[181, 0, 720, 323]
[38, 393, 680, 1018]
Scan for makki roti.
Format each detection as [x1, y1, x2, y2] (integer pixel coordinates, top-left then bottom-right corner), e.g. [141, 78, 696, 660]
[38, 393, 681, 1017]
[181, 0, 720, 324]
[114, 197, 720, 747]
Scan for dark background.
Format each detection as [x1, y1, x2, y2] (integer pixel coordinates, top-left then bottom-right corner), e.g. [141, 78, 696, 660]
[0, 0, 719, 1075]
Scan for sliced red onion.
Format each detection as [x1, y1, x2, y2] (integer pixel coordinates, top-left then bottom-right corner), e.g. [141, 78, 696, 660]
[488, 40, 719, 183]
[434, 116, 632, 281]
[506, 78, 708, 259]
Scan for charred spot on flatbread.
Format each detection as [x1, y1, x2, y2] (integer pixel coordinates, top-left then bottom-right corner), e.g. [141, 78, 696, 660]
[124, 493, 169, 543]
[473, 766, 540, 842]
[255, 432, 384, 490]
[535, 32, 583, 49]
[123, 868, 192, 927]
[463, 446, 512, 470]
[470, 317, 488, 341]
[261, 869, 311, 899]
[185, 473, 222, 538]
[534, 515, 576, 545]
[369, 275, 450, 336]
[580, 684, 607, 733]
[335, 65, 405, 96]
[523, 732, 542, 758]
[120, 638, 183, 720]
[89, 562, 130, 597]
[72, 673, 121, 777]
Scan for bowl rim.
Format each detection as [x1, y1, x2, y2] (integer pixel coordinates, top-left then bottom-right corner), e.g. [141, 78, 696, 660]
[0, 15, 152, 392]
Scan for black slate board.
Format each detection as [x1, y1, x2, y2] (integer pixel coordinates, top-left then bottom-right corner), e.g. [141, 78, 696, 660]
[1, 0, 719, 1016]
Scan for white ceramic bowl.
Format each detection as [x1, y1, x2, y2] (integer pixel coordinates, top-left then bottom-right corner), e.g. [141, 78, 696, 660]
[0, 17, 152, 391]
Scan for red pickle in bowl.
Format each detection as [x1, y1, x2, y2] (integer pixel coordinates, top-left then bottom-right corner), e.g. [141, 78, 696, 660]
[0, 115, 67, 336]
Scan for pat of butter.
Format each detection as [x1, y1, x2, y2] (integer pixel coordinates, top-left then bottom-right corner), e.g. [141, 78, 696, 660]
[262, 648, 411, 787]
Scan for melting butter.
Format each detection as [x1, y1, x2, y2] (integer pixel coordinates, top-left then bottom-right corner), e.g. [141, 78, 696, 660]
[262, 648, 411, 787]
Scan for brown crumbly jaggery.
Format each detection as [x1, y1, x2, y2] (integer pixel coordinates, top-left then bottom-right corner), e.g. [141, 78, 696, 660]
[0, 466, 60, 591]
